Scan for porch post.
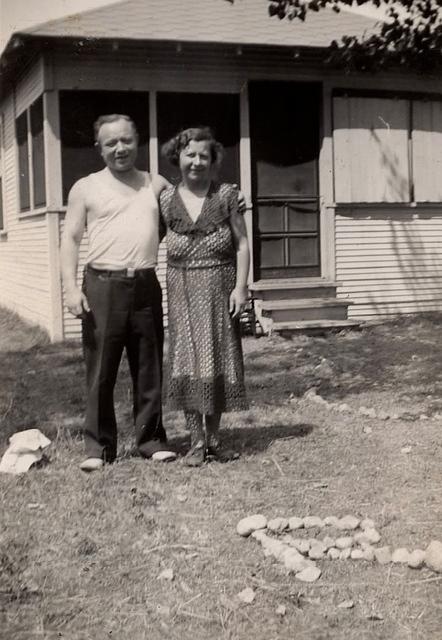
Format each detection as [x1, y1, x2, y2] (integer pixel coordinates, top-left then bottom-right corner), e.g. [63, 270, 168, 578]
[239, 83, 254, 283]
[149, 91, 158, 173]
[44, 89, 64, 341]
[319, 82, 336, 281]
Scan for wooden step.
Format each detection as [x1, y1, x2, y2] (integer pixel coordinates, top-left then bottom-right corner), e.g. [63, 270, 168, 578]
[271, 319, 361, 334]
[250, 278, 339, 290]
[250, 279, 339, 300]
[257, 297, 352, 322]
[259, 298, 351, 310]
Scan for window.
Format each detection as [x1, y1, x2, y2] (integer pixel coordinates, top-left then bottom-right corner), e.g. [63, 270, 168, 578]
[157, 92, 240, 185]
[16, 111, 30, 211]
[30, 97, 46, 208]
[59, 91, 150, 204]
[333, 92, 442, 204]
[15, 95, 46, 212]
[412, 100, 442, 202]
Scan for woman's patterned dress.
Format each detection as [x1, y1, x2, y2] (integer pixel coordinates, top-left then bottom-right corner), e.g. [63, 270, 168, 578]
[160, 182, 248, 414]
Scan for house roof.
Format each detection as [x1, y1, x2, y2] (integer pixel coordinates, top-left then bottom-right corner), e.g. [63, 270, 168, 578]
[21, 0, 382, 49]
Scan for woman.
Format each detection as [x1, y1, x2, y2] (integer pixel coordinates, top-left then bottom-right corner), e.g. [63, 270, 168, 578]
[160, 127, 250, 466]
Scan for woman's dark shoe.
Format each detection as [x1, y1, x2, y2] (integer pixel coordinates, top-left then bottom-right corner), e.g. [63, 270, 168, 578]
[183, 443, 206, 467]
[206, 444, 240, 463]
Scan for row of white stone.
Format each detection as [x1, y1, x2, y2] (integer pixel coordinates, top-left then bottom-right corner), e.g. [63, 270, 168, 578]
[237, 513, 375, 536]
[236, 514, 442, 581]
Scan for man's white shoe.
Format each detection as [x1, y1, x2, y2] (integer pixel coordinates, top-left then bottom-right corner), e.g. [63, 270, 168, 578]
[80, 457, 104, 472]
[151, 450, 177, 462]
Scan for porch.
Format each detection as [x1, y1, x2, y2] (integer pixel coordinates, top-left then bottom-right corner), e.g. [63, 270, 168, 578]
[2, 36, 442, 341]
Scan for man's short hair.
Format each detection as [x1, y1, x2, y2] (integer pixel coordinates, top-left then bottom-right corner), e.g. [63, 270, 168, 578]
[93, 114, 138, 141]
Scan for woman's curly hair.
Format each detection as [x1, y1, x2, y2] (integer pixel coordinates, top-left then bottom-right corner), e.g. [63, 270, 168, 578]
[161, 127, 224, 167]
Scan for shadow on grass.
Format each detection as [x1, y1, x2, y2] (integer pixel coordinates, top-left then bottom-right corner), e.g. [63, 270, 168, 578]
[3, 310, 442, 446]
[166, 422, 314, 457]
[244, 312, 442, 403]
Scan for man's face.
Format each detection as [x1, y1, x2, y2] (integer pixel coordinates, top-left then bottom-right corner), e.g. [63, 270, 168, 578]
[97, 119, 138, 172]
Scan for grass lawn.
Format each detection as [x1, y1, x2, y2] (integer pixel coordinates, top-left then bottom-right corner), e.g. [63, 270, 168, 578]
[0, 307, 441, 640]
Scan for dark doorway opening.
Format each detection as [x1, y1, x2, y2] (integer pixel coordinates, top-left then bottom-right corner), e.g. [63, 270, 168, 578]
[249, 81, 321, 279]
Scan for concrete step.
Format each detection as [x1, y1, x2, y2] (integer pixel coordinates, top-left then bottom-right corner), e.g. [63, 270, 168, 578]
[271, 319, 361, 335]
[250, 279, 339, 300]
[258, 297, 352, 322]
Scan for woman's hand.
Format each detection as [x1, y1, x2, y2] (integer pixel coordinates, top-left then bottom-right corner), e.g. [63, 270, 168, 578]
[229, 285, 248, 319]
[237, 190, 247, 214]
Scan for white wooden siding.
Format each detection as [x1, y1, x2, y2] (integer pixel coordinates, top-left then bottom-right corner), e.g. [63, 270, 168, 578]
[412, 100, 442, 202]
[0, 59, 53, 333]
[333, 97, 410, 203]
[336, 208, 442, 318]
[59, 215, 168, 340]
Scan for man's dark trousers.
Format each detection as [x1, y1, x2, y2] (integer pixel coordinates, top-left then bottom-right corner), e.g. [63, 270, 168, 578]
[82, 266, 167, 461]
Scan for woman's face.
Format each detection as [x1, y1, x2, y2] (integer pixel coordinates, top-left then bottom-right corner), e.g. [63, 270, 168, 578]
[179, 139, 212, 183]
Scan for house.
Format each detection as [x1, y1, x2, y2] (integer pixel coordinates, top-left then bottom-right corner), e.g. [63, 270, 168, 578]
[0, 0, 441, 340]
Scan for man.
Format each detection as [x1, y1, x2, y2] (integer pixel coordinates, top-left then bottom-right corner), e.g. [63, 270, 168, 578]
[61, 114, 176, 471]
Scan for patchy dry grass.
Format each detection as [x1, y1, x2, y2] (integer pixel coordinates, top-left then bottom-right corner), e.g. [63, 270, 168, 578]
[0, 307, 441, 639]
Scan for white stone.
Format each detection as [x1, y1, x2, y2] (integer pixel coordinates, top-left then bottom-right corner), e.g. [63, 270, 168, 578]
[267, 517, 289, 533]
[425, 540, 442, 573]
[392, 548, 410, 564]
[374, 546, 391, 565]
[322, 536, 335, 550]
[360, 518, 375, 530]
[276, 604, 286, 616]
[324, 516, 340, 527]
[337, 403, 351, 413]
[408, 549, 426, 569]
[351, 549, 364, 560]
[266, 539, 286, 562]
[283, 549, 312, 573]
[335, 536, 353, 550]
[337, 600, 354, 609]
[339, 548, 351, 560]
[360, 545, 375, 561]
[337, 515, 360, 531]
[295, 540, 311, 555]
[251, 529, 267, 542]
[237, 514, 267, 537]
[295, 566, 322, 583]
[354, 528, 381, 545]
[237, 587, 255, 604]
[327, 548, 341, 560]
[157, 568, 174, 581]
[288, 516, 304, 530]
[303, 516, 324, 529]
[311, 393, 328, 405]
[309, 544, 326, 560]
[281, 534, 299, 548]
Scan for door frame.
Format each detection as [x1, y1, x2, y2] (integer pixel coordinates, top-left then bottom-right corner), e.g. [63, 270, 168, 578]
[239, 80, 336, 283]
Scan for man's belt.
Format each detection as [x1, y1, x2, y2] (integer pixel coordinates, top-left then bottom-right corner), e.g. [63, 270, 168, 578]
[87, 265, 154, 279]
